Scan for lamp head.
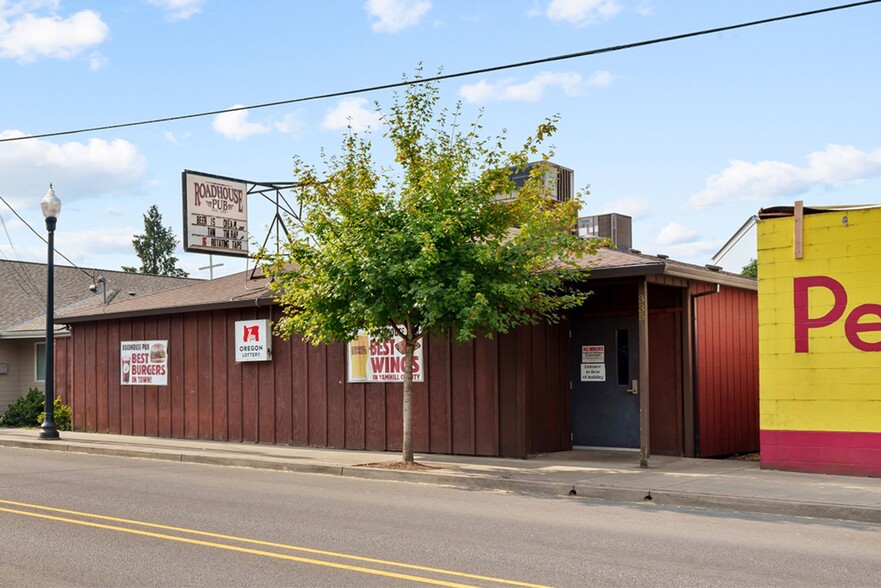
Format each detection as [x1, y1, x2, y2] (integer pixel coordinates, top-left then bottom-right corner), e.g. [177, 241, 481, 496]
[40, 184, 62, 219]
[89, 276, 106, 294]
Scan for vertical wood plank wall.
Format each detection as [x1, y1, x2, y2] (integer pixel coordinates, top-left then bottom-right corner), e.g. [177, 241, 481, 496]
[693, 285, 759, 457]
[57, 309, 570, 458]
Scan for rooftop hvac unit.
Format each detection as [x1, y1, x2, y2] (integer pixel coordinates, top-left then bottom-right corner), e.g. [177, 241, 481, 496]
[577, 213, 633, 250]
[501, 161, 574, 203]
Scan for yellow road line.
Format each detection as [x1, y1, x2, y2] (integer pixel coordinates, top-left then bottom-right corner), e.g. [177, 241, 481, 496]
[1, 506, 478, 587]
[0, 499, 552, 588]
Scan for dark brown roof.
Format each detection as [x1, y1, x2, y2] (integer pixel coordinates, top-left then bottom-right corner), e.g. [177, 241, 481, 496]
[578, 247, 756, 290]
[60, 246, 755, 325]
[60, 268, 273, 323]
[0, 260, 199, 334]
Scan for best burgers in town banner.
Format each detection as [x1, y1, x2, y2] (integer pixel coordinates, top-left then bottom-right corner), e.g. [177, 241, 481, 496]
[121, 340, 168, 386]
[347, 332, 424, 383]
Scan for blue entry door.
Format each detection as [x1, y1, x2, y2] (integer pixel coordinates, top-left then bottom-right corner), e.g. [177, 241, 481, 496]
[571, 316, 640, 448]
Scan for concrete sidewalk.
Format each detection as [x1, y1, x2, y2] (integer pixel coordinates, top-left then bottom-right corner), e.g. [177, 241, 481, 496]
[2, 428, 881, 525]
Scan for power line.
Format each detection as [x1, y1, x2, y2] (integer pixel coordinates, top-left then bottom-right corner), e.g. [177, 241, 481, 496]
[1, 0, 877, 145]
[0, 213, 48, 306]
[0, 194, 95, 279]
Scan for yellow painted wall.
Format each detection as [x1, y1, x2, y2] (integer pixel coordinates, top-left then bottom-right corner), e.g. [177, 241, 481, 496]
[758, 207, 881, 433]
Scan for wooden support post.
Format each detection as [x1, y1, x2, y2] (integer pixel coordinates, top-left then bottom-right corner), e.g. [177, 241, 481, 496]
[638, 279, 650, 468]
[682, 287, 695, 458]
[794, 200, 804, 260]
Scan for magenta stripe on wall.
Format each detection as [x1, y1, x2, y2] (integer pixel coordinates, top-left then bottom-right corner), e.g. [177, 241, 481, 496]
[761, 429, 881, 477]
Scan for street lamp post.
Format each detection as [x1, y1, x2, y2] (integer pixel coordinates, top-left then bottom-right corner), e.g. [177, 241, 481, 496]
[39, 184, 61, 440]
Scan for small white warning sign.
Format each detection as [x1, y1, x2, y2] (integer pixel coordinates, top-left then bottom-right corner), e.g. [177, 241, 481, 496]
[581, 345, 604, 363]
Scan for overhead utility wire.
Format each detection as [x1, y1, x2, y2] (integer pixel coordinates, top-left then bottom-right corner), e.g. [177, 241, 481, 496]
[1, 0, 877, 145]
[0, 194, 93, 279]
[0, 214, 47, 306]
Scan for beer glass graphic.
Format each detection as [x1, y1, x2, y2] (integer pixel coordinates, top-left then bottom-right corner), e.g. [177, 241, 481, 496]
[122, 357, 131, 384]
[349, 334, 369, 381]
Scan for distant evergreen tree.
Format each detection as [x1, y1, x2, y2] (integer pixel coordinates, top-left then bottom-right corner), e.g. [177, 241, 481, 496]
[123, 205, 189, 277]
[741, 258, 757, 278]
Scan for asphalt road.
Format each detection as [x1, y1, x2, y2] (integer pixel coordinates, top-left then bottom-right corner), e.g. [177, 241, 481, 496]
[1, 447, 879, 587]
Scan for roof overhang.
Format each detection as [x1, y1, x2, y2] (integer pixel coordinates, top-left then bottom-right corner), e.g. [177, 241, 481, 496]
[61, 296, 276, 324]
[585, 262, 665, 280]
[0, 328, 71, 339]
[662, 264, 757, 291]
[585, 261, 756, 291]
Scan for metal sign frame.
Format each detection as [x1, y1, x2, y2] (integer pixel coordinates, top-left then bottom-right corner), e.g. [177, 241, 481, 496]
[182, 170, 308, 268]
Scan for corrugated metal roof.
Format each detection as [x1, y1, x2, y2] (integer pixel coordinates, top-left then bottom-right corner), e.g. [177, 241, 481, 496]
[758, 203, 881, 219]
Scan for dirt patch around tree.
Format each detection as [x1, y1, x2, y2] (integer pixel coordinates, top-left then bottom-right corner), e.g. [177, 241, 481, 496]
[356, 461, 445, 472]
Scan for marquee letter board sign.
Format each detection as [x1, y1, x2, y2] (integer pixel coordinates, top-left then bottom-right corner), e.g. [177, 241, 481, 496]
[182, 170, 249, 257]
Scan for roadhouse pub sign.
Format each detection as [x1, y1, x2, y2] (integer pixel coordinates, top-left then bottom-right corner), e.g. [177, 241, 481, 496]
[182, 170, 249, 257]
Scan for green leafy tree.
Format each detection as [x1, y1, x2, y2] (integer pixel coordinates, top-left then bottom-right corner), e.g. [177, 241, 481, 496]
[742, 258, 758, 278]
[261, 77, 597, 463]
[123, 205, 189, 277]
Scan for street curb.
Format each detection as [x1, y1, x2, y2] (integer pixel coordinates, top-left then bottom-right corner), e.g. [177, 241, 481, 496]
[3, 439, 880, 525]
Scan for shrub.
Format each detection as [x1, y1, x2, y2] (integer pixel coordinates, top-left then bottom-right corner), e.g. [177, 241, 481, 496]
[0, 387, 44, 428]
[0, 388, 72, 430]
[39, 396, 72, 431]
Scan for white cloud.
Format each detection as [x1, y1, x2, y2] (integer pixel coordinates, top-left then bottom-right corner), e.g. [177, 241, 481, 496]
[162, 130, 192, 144]
[655, 240, 722, 261]
[634, 0, 655, 16]
[212, 106, 271, 141]
[321, 98, 382, 132]
[0, 130, 148, 202]
[0, 3, 109, 62]
[592, 196, 650, 218]
[657, 222, 699, 246]
[87, 51, 107, 70]
[274, 113, 306, 140]
[545, 0, 621, 27]
[365, 0, 430, 33]
[145, 0, 204, 21]
[459, 71, 612, 103]
[689, 144, 881, 209]
[57, 226, 140, 259]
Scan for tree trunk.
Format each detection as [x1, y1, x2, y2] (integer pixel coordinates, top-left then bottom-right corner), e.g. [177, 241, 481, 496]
[402, 339, 414, 463]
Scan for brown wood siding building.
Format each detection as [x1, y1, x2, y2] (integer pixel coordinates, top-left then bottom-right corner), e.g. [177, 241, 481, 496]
[56, 308, 569, 457]
[693, 284, 760, 457]
[56, 248, 759, 460]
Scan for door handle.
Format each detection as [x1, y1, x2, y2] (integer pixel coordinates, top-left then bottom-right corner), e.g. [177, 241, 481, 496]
[627, 379, 639, 395]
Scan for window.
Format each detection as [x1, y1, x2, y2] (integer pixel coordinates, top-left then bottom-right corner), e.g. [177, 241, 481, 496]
[616, 329, 630, 386]
[35, 342, 46, 382]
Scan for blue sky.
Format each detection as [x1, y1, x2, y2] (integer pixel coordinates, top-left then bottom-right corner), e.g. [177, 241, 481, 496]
[1, 0, 880, 279]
